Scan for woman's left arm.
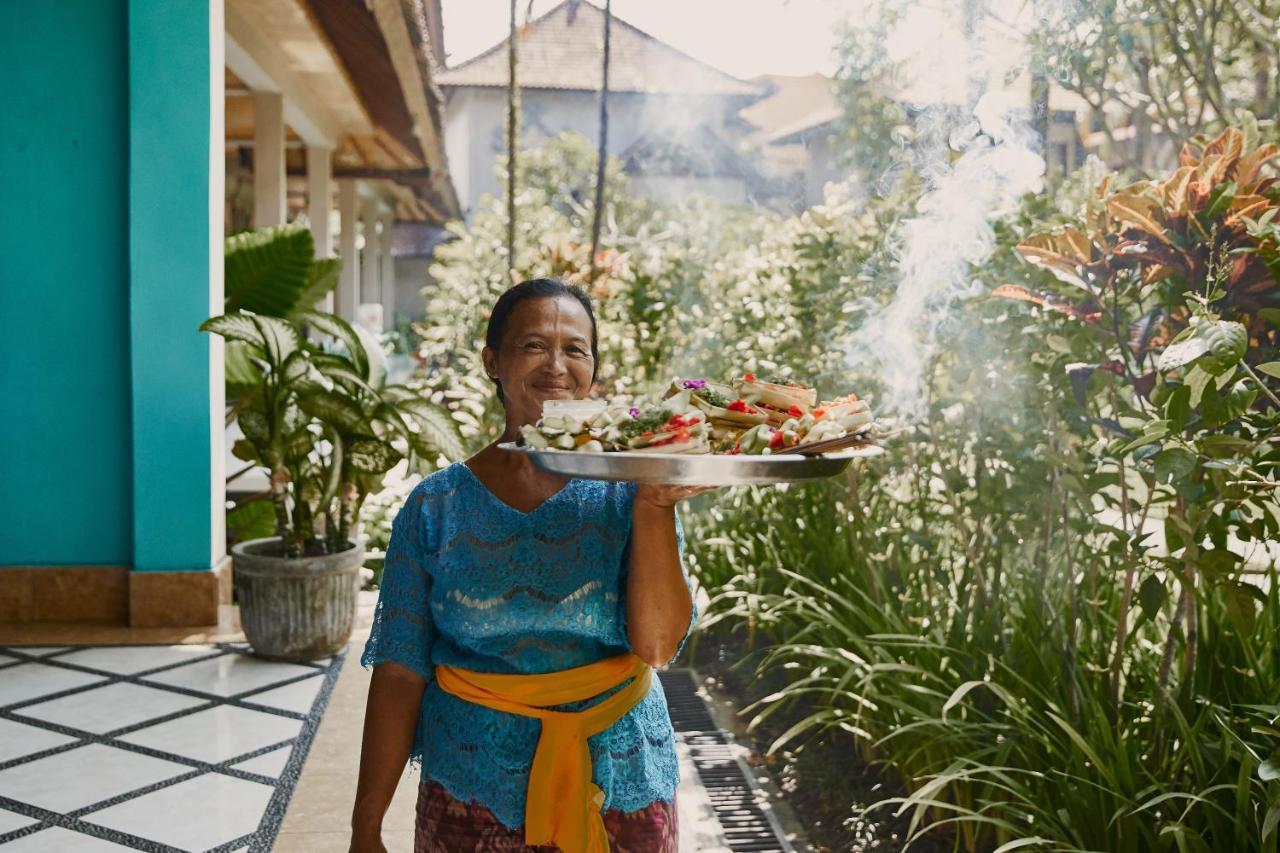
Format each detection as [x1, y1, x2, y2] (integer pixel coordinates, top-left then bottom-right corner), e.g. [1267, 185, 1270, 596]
[625, 484, 715, 668]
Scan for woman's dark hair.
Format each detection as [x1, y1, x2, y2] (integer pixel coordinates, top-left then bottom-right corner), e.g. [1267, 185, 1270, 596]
[485, 278, 599, 403]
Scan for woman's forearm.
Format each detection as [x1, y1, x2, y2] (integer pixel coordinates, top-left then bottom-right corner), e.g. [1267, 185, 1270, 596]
[350, 662, 426, 845]
[626, 498, 694, 667]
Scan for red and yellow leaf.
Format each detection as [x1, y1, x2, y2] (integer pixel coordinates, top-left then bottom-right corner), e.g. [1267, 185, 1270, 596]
[1108, 193, 1168, 241]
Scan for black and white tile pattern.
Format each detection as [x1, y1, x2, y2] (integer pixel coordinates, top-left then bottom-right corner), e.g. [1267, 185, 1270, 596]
[0, 644, 344, 852]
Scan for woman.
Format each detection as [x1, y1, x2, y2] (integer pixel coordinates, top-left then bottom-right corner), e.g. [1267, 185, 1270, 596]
[349, 278, 710, 853]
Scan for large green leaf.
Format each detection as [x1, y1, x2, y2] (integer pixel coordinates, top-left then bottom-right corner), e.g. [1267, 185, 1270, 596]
[397, 398, 466, 460]
[289, 257, 342, 318]
[295, 310, 369, 378]
[347, 438, 402, 474]
[227, 498, 277, 543]
[204, 312, 300, 373]
[238, 408, 270, 445]
[296, 388, 370, 435]
[201, 313, 267, 351]
[1199, 320, 1248, 375]
[1157, 320, 1247, 376]
[224, 340, 264, 397]
[353, 322, 388, 389]
[225, 224, 316, 317]
[249, 314, 301, 370]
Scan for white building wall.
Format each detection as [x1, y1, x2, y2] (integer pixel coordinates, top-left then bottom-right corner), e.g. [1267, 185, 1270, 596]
[443, 86, 747, 217]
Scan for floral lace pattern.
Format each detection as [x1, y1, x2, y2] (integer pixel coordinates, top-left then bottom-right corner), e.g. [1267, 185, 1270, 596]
[361, 461, 697, 831]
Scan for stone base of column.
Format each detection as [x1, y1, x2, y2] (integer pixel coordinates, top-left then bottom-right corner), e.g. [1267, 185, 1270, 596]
[0, 558, 233, 627]
[129, 556, 233, 628]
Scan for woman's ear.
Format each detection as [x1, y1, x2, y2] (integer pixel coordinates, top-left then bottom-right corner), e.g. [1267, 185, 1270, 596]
[481, 346, 498, 381]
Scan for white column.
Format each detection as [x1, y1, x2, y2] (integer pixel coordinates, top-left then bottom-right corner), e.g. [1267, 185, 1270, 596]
[306, 146, 333, 255]
[252, 91, 286, 227]
[361, 205, 380, 299]
[336, 179, 360, 322]
[360, 204, 381, 331]
[306, 145, 334, 311]
[379, 212, 396, 330]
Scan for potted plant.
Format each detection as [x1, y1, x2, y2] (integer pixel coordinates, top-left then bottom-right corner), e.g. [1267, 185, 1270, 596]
[202, 301, 462, 661]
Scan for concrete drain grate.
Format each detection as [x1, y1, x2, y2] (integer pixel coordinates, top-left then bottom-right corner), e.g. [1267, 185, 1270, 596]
[659, 669, 797, 853]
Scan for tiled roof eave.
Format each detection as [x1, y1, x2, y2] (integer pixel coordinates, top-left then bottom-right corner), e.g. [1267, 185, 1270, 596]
[439, 81, 760, 99]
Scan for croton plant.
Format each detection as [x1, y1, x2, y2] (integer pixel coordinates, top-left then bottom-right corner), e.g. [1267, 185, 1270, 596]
[997, 118, 1280, 698]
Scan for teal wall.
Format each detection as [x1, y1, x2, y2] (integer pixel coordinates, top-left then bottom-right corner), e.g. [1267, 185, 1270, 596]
[0, 0, 133, 566]
[129, 0, 218, 572]
[0, 1, 219, 572]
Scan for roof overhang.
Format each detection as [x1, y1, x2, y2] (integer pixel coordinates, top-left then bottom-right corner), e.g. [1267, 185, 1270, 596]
[224, 0, 458, 222]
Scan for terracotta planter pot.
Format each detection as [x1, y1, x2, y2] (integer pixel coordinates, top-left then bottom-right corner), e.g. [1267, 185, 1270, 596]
[231, 537, 363, 662]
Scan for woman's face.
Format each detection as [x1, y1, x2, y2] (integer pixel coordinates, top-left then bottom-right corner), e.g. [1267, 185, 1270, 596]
[484, 296, 596, 428]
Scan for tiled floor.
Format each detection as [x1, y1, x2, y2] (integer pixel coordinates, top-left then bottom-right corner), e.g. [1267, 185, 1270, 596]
[0, 592, 775, 852]
[0, 644, 342, 852]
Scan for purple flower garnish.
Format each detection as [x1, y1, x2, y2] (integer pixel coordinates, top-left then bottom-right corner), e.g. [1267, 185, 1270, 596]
[681, 379, 707, 390]
[629, 407, 640, 418]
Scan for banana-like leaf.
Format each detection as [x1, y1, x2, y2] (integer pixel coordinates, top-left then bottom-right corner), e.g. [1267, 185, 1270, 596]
[289, 257, 342, 318]
[348, 438, 402, 474]
[225, 225, 316, 317]
[295, 311, 369, 378]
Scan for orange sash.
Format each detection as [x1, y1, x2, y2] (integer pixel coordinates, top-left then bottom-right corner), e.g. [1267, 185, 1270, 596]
[434, 653, 652, 853]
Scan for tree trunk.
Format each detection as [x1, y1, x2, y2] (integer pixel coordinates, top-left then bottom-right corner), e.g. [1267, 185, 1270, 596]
[588, 0, 613, 283]
[506, 0, 520, 280]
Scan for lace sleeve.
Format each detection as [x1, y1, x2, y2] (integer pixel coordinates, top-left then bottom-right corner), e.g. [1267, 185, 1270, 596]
[618, 507, 699, 668]
[360, 487, 436, 681]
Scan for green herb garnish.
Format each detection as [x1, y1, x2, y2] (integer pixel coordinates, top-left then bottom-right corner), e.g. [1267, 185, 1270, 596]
[697, 387, 733, 408]
[619, 408, 672, 437]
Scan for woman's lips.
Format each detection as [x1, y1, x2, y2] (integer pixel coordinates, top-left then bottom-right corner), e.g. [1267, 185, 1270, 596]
[533, 382, 572, 392]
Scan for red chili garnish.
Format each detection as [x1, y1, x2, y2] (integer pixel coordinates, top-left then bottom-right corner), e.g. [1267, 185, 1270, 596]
[744, 372, 757, 382]
[650, 427, 691, 447]
[641, 431, 654, 437]
[813, 407, 827, 418]
[788, 405, 804, 417]
[727, 399, 757, 414]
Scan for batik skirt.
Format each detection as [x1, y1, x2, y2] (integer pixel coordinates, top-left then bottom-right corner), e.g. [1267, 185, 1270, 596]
[413, 779, 679, 852]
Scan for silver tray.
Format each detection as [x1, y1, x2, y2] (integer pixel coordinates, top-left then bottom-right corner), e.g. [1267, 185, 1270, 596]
[498, 442, 884, 485]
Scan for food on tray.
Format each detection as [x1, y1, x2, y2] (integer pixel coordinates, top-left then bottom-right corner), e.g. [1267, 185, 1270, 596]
[812, 394, 873, 433]
[732, 373, 818, 427]
[518, 399, 629, 452]
[516, 371, 876, 456]
[665, 378, 770, 427]
[616, 404, 711, 454]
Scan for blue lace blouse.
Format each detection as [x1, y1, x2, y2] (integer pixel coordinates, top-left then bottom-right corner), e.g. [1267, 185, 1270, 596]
[360, 461, 697, 831]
